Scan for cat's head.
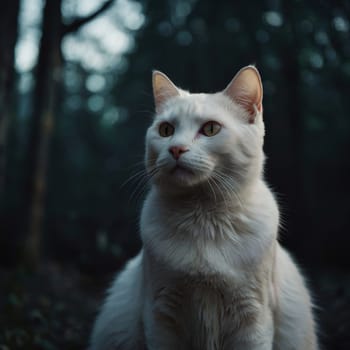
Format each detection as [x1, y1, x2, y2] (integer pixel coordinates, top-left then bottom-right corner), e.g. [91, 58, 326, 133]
[145, 66, 265, 197]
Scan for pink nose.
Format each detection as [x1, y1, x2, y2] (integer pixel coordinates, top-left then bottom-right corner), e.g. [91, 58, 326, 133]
[169, 146, 189, 160]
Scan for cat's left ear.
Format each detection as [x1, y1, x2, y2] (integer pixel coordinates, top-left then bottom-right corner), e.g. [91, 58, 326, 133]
[152, 71, 180, 113]
[223, 65, 263, 123]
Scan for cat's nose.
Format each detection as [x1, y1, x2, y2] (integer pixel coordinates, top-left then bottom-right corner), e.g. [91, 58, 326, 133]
[168, 146, 189, 160]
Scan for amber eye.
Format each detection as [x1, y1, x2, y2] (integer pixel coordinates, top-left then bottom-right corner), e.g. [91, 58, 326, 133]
[159, 122, 174, 137]
[201, 121, 221, 137]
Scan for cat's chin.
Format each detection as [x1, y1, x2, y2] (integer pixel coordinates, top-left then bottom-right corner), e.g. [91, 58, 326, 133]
[170, 164, 194, 177]
[166, 164, 196, 185]
[152, 165, 200, 189]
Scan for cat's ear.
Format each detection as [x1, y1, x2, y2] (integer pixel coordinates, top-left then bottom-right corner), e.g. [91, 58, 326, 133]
[152, 71, 180, 113]
[223, 65, 263, 123]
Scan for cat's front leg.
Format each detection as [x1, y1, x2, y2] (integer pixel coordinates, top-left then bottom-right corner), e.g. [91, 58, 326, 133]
[144, 316, 185, 350]
[227, 312, 274, 350]
[143, 297, 187, 350]
[145, 328, 183, 350]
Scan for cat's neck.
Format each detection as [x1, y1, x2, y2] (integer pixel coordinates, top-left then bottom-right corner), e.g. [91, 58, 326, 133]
[152, 176, 263, 213]
[141, 177, 278, 274]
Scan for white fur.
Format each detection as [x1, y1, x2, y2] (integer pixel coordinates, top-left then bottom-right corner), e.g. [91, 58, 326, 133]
[90, 68, 318, 350]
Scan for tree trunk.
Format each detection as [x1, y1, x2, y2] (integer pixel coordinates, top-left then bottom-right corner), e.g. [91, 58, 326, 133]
[23, 0, 63, 267]
[22, 0, 116, 267]
[0, 0, 20, 199]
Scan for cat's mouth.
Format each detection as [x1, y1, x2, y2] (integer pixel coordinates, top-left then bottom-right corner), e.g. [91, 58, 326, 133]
[170, 164, 194, 176]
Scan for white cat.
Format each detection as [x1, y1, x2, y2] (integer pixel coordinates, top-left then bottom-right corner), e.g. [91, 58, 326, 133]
[90, 66, 318, 350]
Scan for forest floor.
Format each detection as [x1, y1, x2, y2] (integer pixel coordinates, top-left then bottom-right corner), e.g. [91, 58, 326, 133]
[0, 261, 349, 350]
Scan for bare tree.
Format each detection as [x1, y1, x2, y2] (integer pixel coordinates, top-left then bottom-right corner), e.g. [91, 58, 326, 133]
[0, 0, 20, 198]
[23, 0, 115, 267]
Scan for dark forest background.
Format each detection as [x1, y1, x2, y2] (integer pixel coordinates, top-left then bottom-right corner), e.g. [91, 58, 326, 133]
[0, 0, 349, 349]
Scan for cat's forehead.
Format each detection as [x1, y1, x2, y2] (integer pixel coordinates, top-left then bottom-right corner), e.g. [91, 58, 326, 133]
[157, 93, 232, 123]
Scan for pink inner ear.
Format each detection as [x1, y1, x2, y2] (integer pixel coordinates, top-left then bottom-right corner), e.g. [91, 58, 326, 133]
[230, 91, 260, 123]
[256, 101, 263, 113]
[235, 94, 258, 119]
[249, 103, 263, 123]
[223, 66, 263, 123]
[152, 71, 180, 113]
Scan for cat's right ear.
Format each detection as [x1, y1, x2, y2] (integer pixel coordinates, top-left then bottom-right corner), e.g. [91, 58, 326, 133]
[223, 65, 263, 123]
[152, 71, 180, 113]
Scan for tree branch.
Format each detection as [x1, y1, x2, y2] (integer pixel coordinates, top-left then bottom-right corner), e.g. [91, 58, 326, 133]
[63, 0, 115, 36]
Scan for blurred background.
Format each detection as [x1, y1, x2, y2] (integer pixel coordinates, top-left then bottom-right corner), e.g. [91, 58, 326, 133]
[0, 0, 349, 348]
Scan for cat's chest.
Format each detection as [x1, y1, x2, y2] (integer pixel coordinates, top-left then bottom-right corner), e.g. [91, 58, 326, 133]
[142, 200, 253, 276]
[165, 202, 237, 238]
[141, 189, 276, 278]
[152, 275, 262, 349]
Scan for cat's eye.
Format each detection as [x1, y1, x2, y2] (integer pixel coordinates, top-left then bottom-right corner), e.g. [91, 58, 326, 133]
[200, 121, 221, 137]
[159, 122, 174, 137]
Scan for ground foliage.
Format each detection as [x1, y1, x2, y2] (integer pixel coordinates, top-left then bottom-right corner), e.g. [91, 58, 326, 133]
[0, 262, 103, 350]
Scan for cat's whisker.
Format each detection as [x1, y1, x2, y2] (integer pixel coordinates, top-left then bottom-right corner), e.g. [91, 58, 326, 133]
[132, 177, 152, 204]
[121, 157, 162, 190]
[221, 179, 244, 209]
[128, 176, 149, 204]
[206, 178, 217, 203]
[215, 176, 231, 208]
[178, 158, 244, 207]
[128, 167, 159, 204]
[120, 168, 149, 189]
[135, 168, 164, 201]
[129, 179, 152, 205]
[126, 157, 160, 170]
[209, 176, 226, 206]
[212, 170, 244, 208]
[126, 162, 145, 170]
[129, 162, 166, 203]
